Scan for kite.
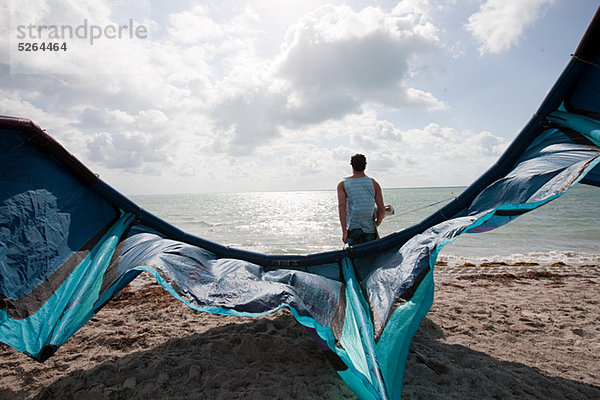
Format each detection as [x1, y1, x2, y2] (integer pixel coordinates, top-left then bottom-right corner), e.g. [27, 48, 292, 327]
[1, 8, 599, 400]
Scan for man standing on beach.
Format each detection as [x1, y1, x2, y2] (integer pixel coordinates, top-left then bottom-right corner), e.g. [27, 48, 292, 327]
[337, 154, 385, 245]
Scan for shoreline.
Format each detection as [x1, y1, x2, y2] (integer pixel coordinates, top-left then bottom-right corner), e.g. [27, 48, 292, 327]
[435, 252, 600, 269]
[435, 259, 600, 269]
[1, 263, 598, 399]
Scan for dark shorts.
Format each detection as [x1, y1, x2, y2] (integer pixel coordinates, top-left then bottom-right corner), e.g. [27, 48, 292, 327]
[347, 228, 378, 246]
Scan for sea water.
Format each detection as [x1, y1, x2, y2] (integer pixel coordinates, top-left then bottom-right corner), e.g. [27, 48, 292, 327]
[130, 185, 599, 266]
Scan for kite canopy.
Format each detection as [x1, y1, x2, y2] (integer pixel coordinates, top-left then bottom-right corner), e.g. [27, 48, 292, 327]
[1, 8, 599, 400]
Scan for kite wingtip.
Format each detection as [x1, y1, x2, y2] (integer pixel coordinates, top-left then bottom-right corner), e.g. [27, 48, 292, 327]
[27, 345, 58, 363]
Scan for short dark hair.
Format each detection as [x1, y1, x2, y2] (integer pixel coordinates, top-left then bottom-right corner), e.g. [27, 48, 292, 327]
[350, 154, 366, 172]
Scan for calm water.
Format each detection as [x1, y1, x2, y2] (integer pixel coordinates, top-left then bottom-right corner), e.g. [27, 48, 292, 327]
[131, 185, 600, 266]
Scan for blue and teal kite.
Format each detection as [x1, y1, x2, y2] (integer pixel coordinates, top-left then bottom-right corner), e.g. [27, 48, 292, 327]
[1, 8, 599, 400]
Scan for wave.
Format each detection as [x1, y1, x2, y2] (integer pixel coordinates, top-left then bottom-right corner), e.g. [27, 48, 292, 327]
[438, 251, 600, 267]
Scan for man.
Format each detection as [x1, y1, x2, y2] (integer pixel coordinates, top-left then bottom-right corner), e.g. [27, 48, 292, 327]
[337, 154, 385, 245]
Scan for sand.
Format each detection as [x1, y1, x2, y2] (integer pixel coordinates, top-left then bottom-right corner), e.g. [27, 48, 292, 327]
[1, 263, 598, 400]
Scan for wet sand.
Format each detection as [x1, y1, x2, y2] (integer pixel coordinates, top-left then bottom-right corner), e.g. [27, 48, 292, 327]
[1, 263, 598, 399]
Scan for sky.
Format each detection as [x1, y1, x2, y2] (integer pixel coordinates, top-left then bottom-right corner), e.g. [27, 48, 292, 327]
[1, 0, 598, 194]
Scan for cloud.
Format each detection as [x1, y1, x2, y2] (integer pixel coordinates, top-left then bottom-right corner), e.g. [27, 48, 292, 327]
[320, 113, 509, 187]
[166, 4, 260, 47]
[253, 110, 508, 190]
[2, 1, 220, 170]
[209, 4, 445, 155]
[3, 1, 446, 160]
[7, 0, 153, 75]
[0, 1, 515, 194]
[465, 0, 554, 54]
[391, 0, 440, 21]
[76, 107, 180, 172]
[277, 5, 443, 110]
[86, 129, 172, 171]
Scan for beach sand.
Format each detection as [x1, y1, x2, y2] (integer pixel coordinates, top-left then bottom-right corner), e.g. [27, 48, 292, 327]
[1, 263, 598, 400]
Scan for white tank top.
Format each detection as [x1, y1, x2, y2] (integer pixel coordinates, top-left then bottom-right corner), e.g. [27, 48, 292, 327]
[343, 176, 376, 233]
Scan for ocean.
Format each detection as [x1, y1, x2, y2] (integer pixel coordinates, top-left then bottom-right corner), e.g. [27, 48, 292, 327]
[130, 185, 600, 266]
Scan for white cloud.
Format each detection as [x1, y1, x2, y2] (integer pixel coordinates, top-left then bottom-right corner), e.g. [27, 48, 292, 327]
[167, 5, 227, 45]
[255, 111, 508, 190]
[391, 0, 435, 20]
[0, 0, 523, 194]
[7, 0, 153, 75]
[87, 129, 172, 170]
[277, 5, 443, 109]
[209, 4, 445, 155]
[319, 113, 509, 188]
[465, 0, 554, 54]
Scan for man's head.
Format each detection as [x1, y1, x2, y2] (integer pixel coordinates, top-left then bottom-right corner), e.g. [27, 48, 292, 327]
[350, 154, 367, 172]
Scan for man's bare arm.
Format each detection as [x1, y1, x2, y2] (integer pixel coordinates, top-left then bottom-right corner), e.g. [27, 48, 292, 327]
[337, 181, 348, 243]
[373, 180, 385, 226]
